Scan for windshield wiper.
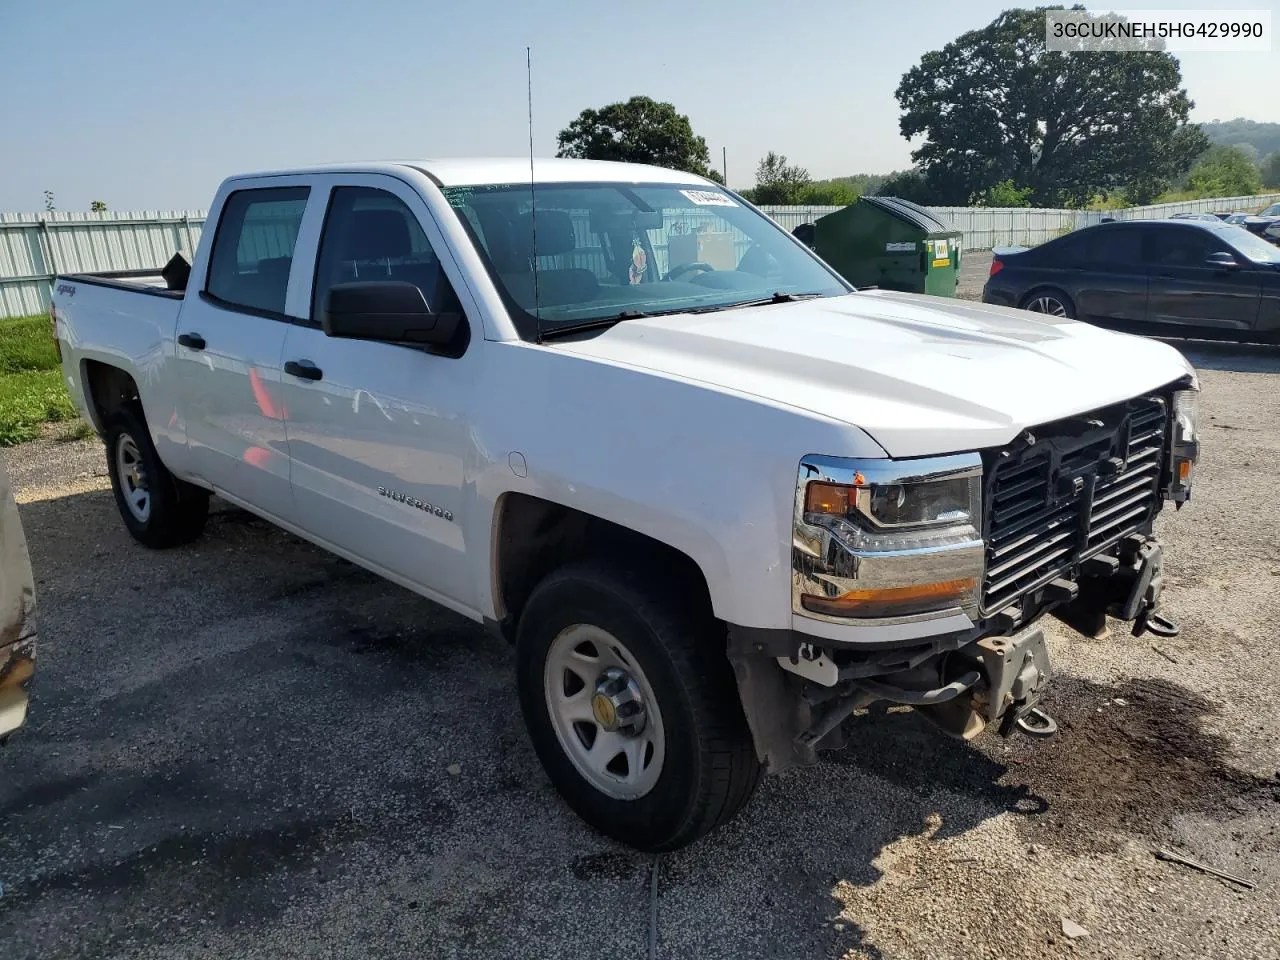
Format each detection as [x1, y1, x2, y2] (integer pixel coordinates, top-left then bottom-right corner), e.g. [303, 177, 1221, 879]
[693, 291, 828, 313]
[537, 309, 651, 342]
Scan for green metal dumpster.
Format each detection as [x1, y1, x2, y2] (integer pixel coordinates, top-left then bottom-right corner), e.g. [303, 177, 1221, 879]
[806, 197, 963, 297]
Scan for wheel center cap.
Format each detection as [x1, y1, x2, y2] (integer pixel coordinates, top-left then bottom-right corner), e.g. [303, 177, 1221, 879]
[591, 667, 647, 736]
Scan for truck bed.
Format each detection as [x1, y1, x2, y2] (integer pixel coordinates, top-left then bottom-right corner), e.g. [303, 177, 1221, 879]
[57, 269, 181, 299]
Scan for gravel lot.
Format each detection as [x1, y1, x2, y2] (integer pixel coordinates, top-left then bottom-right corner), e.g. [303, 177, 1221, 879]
[2, 319, 1279, 958]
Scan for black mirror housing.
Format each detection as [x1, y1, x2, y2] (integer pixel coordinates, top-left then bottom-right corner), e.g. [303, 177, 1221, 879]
[322, 281, 464, 346]
[1204, 252, 1240, 269]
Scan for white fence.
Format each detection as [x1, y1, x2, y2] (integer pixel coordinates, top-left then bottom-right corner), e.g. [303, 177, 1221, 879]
[2, 193, 1278, 319]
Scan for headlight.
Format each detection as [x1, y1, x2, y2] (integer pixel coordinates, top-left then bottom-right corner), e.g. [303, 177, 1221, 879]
[1164, 388, 1200, 503]
[793, 455, 985, 622]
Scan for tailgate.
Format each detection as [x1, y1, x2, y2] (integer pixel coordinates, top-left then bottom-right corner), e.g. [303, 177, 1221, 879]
[0, 462, 36, 739]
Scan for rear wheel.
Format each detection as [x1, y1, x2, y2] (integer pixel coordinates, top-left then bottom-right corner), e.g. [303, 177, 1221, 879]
[516, 562, 762, 851]
[1019, 288, 1076, 319]
[105, 403, 208, 548]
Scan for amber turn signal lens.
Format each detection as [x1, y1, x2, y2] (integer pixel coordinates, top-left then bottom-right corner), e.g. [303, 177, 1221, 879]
[800, 578, 976, 619]
[805, 481, 852, 516]
[1177, 459, 1192, 482]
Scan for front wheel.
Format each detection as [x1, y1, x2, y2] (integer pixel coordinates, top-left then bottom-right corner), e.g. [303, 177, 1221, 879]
[105, 403, 208, 548]
[516, 562, 761, 851]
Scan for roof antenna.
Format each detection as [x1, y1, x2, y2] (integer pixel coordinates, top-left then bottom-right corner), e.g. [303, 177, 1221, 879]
[527, 46, 542, 326]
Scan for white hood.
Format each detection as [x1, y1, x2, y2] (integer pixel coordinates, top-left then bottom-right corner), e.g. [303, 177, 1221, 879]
[552, 290, 1195, 458]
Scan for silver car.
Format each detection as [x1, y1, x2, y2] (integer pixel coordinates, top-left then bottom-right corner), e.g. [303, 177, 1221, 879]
[0, 461, 36, 741]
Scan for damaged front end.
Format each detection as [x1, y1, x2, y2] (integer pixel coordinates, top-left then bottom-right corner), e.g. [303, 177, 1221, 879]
[0, 463, 36, 742]
[731, 382, 1196, 774]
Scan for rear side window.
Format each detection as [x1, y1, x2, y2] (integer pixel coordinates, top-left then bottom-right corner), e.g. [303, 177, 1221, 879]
[1082, 228, 1142, 265]
[206, 187, 309, 315]
[312, 187, 461, 319]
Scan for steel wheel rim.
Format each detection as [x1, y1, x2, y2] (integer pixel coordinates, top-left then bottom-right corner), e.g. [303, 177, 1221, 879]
[543, 624, 666, 800]
[115, 434, 151, 522]
[1027, 295, 1068, 317]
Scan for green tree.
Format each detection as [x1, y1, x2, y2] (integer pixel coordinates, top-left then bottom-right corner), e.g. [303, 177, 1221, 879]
[1258, 152, 1280, 189]
[90, 200, 107, 212]
[875, 169, 936, 204]
[894, 7, 1209, 206]
[976, 180, 1033, 207]
[795, 181, 859, 206]
[752, 152, 811, 205]
[556, 96, 716, 179]
[1186, 145, 1263, 198]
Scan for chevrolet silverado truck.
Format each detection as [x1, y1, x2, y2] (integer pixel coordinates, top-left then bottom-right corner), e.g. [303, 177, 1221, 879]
[51, 159, 1200, 850]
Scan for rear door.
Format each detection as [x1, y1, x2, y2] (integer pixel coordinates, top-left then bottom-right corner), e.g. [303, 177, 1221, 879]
[1067, 226, 1148, 324]
[276, 175, 480, 610]
[1142, 225, 1262, 331]
[175, 184, 311, 519]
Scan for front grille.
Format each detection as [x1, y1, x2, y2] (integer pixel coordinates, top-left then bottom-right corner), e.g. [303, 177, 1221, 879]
[982, 395, 1168, 615]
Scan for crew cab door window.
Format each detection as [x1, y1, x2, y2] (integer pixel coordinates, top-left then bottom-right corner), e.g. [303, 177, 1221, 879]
[205, 187, 309, 315]
[312, 187, 462, 320]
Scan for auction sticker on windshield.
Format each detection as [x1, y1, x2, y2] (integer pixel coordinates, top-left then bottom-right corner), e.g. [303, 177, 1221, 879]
[680, 190, 738, 207]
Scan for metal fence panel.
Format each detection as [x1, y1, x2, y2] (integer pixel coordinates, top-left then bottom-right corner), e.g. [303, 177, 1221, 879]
[2, 192, 1279, 318]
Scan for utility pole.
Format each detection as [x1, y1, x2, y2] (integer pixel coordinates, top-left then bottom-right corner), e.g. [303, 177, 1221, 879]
[722, 147, 728, 186]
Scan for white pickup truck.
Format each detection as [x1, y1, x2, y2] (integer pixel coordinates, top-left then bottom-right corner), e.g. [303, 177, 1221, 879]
[52, 159, 1200, 850]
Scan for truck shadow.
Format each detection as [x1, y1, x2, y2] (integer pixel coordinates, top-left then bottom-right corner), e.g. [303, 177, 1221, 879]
[3, 489, 1275, 959]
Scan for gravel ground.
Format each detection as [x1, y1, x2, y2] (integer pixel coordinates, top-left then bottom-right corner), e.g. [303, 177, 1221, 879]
[2, 333, 1279, 959]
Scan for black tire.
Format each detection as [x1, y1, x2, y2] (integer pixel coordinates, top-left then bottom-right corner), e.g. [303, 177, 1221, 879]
[1018, 287, 1076, 319]
[105, 403, 208, 548]
[516, 561, 762, 852]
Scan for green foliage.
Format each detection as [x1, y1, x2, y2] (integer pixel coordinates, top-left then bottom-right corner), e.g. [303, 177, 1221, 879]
[794, 181, 860, 206]
[1186, 145, 1263, 198]
[1200, 119, 1280, 162]
[90, 200, 107, 212]
[0, 369, 76, 445]
[1259, 153, 1280, 190]
[894, 7, 1209, 207]
[0, 315, 76, 445]
[874, 169, 936, 204]
[752, 152, 811, 205]
[0, 315, 61, 374]
[975, 180, 1033, 207]
[556, 96, 717, 179]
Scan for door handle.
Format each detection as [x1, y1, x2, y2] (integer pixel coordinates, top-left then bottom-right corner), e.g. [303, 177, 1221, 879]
[285, 360, 323, 381]
[177, 332, 206, 350]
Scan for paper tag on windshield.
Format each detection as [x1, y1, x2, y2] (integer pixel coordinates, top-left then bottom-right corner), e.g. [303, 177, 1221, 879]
[680, 189, 737, 207]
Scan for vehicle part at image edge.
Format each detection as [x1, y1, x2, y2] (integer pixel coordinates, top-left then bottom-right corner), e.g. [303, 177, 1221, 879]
[515, 561, 761, 852]
[104, 403, 209, 548]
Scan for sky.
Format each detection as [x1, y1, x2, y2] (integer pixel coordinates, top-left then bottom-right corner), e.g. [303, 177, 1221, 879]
[1, 0, 1277, 211]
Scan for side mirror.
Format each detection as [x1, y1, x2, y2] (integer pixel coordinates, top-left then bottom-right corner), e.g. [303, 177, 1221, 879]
[1204, 251, 1240, 270]
[322, 281, 463, 346]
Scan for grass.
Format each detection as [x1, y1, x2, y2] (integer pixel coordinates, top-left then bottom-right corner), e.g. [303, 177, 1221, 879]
[0, 314, 79, 446]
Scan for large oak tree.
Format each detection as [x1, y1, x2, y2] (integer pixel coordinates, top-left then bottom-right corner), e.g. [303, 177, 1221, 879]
[894, 7, 1209, 206]
[556, 96, 722, 182]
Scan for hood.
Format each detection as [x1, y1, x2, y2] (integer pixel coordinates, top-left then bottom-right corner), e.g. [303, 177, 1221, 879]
[550, 291, 1194, 458]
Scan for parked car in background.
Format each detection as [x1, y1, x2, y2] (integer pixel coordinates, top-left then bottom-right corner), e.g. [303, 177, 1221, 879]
[984, 219, 1280, 341]
[1260, 202, 1280, 218]
[1223, 212, 1280, 241]
[1169, 212, 1223, 222]
[0, 461, 36, 743]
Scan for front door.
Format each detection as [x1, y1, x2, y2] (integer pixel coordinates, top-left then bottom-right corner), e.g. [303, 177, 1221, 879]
[277, 178, 479, 610]
[1143, 226, 1262, 331]
[175, 185, 311, 519]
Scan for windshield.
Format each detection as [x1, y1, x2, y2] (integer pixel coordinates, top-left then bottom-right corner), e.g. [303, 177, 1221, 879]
[1222, 224, 1280, 264]
[441, 182, 849, 338]
[1262, 203, 1280, 217]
